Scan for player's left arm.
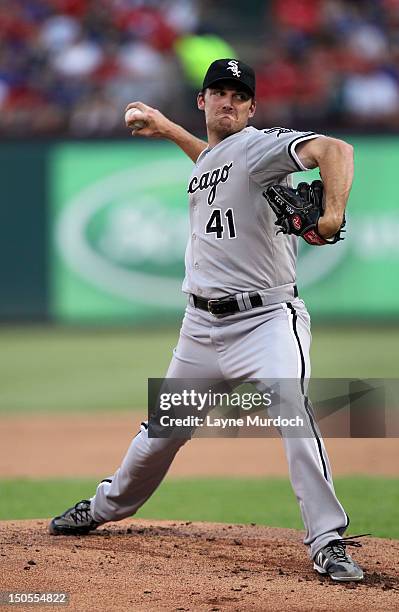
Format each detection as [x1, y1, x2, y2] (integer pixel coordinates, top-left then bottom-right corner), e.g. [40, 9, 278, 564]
[296, 136, 354, 239]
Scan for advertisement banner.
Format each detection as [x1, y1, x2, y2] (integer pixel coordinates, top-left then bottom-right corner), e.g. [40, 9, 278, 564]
[50, 142, 192, 322]
[50, 138, 399, 322]
[295, 137, 399, 316]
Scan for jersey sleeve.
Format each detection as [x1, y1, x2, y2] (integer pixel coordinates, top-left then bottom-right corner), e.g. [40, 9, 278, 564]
[246, 127, 322, 186]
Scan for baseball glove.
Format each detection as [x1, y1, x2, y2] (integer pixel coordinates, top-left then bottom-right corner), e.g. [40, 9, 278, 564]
[264, 180, 345, 245]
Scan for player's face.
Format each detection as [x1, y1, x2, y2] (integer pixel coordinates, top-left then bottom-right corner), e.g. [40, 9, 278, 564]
[197, 82, 256, 143]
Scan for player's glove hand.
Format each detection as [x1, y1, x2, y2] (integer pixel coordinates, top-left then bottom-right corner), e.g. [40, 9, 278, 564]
[263, 180, 345, 245]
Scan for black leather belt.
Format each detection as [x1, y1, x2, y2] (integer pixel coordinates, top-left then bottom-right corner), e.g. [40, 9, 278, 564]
[192, 286, 298, 317]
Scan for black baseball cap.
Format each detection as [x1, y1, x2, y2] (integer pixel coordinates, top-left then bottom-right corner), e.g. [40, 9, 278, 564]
[202, 58, 256, 97]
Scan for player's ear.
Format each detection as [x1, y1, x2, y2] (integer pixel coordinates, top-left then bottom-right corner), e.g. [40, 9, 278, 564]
[197, 90, 205, 111]
[248, 99, 256, 118]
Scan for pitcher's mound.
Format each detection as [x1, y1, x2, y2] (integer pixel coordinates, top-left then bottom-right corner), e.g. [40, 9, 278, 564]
[1, 520, 398, 611]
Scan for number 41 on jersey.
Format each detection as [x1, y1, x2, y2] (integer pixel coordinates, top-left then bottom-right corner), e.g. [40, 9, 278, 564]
[205, 208, 237, 239]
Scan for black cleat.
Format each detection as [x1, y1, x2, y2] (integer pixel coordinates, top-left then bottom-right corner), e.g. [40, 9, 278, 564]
[49, 500, 99, 536]
[313, 535, 367, 582]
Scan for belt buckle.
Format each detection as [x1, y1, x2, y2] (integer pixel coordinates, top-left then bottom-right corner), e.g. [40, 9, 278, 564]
[207, 299, 221, 317]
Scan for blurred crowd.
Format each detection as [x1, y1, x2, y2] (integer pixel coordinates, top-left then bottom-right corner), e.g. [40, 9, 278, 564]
[257, 0, 399, 130]
[1, 0, 399, 137]
[0, 0, 206, 136]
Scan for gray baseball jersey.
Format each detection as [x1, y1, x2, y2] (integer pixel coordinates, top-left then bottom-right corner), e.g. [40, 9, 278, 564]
[182, 126, 321, 298]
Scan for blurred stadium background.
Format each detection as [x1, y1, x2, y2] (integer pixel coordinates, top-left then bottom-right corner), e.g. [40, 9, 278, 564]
[0, 0, 398, 530]
[2, 0, 399, 325]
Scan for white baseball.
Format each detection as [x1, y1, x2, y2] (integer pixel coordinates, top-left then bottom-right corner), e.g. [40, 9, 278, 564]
[125, 108, 147, 129]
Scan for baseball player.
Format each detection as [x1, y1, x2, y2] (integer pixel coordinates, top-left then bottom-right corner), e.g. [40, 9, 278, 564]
[50, 59, 365, 582]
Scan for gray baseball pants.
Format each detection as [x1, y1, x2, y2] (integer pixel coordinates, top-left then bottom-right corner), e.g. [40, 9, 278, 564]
[90, 296, 348, 559]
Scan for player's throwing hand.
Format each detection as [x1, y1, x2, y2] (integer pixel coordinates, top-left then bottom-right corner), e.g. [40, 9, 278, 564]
[124, 101, 175, 138]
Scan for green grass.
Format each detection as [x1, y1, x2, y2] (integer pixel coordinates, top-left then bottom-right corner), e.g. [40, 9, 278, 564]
[1, 325, 399, 413]
[1, 476, 398, 539]
[0, 326, 178, 412]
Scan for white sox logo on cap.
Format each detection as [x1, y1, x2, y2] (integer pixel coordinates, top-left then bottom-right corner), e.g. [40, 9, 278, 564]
[202, 58, 256, 96]
[227, 60, 241, 78]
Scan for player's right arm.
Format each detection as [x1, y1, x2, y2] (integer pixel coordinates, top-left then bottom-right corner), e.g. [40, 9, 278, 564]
[125, 102, 207, 163]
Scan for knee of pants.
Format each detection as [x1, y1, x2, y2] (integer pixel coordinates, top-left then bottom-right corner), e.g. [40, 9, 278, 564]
[141, 432, 190, 457]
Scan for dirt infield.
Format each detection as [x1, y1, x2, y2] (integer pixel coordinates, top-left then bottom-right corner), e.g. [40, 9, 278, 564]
[1, 413, 398, 478]
[1, 520, 398, 611]
[1, 413, 398, 610]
